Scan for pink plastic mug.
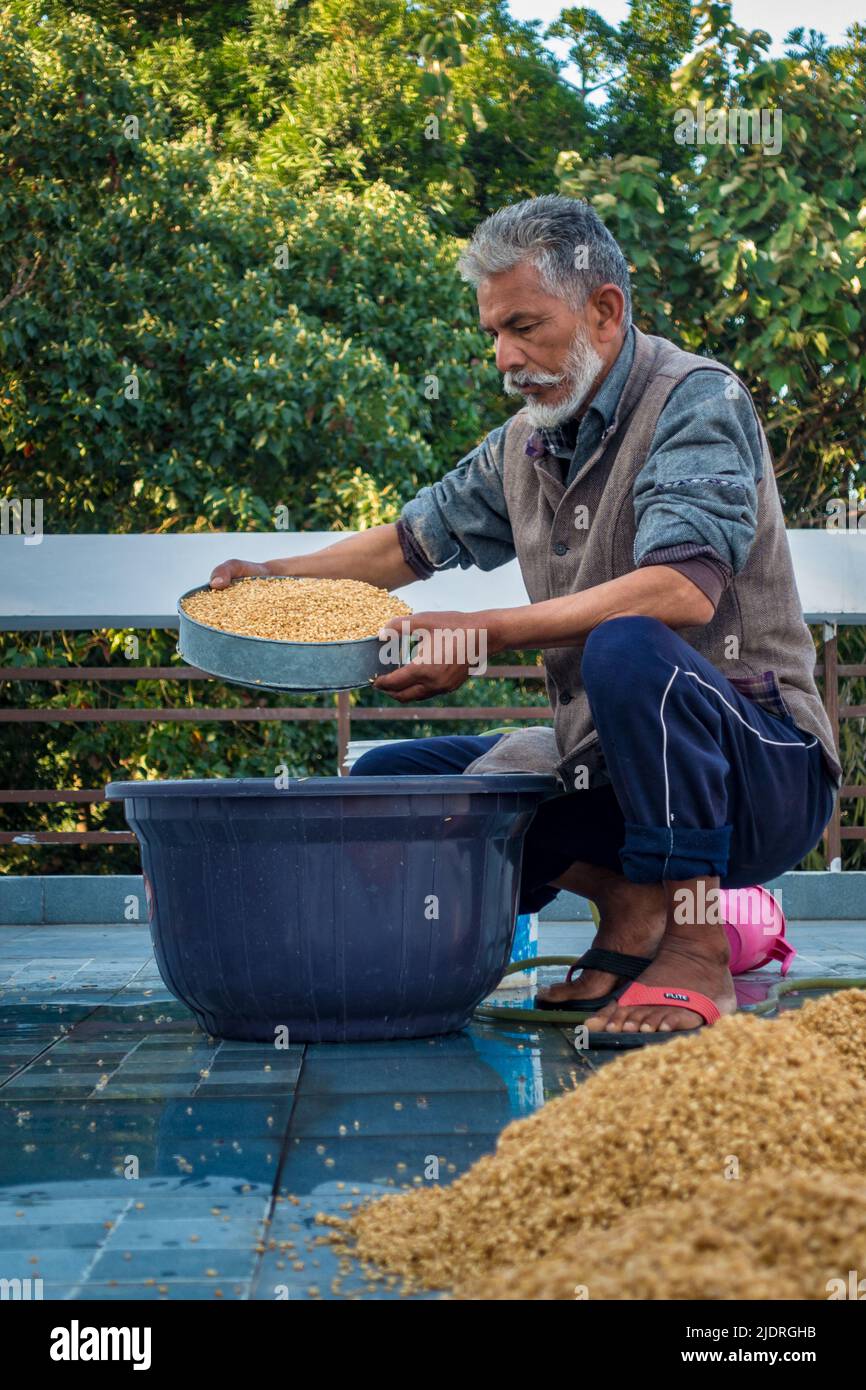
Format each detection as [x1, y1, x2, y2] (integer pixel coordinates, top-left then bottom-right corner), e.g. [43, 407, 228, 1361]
[718, 885, 795, 976]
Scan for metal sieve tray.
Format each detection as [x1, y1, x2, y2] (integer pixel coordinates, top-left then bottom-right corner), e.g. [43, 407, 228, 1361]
[175, 582, 396, 693]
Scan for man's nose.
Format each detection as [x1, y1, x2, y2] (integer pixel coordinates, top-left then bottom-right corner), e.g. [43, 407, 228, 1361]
[495, 334, 527, 376]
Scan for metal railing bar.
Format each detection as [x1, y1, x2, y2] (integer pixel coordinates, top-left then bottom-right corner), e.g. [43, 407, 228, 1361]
[0, 832, 136, 845]
[0, 664, 549, 682]
[0, 705, 551, 724]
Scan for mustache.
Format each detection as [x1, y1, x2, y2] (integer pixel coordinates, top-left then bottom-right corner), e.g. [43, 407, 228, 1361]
[503, 367, 565, 395]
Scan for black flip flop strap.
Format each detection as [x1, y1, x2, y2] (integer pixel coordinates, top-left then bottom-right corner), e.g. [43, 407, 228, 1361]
[565, 948, 653, 985]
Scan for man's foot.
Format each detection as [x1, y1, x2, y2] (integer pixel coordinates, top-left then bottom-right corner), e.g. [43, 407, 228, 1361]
[583, 930, 737, 1034]
[534, 878, 667, 1006]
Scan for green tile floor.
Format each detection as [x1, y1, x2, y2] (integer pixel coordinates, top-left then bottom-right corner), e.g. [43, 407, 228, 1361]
[1, 918, 864, 1300]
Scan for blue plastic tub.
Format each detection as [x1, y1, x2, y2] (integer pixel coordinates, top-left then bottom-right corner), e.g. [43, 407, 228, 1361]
[105, 776, 557, 1043]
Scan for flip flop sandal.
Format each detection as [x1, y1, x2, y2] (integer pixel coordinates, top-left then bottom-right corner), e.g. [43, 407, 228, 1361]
[580, 982, 721, 1050]
[534, 948, 654, 1012]
[475, 973, 866, 1029]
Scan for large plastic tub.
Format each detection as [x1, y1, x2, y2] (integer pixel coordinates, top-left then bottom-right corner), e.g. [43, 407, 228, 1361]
[105, 776, 557, 1043]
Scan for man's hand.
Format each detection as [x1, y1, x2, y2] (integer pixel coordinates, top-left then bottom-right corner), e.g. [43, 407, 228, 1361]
[209, 558, 274, 589]
[370, 566, 715, 705]
[373, 610, 504, 703]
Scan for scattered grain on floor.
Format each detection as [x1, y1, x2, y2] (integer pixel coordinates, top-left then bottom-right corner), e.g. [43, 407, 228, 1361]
[327, 991, 866, 1298]
[182, 577, 412, 643]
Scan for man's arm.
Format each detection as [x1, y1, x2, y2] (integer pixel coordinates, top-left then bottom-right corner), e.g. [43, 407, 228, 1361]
[486, 563, 713, 652]
[210, 420, 517, 592]
[397, 421, 516, 573]
[633, 367, 762, 576]
[374, 566, 710, 702]
[209, 522, 418, 591]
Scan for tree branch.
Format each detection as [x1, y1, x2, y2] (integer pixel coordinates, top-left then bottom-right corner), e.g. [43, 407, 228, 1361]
[0, 253, 43, 314]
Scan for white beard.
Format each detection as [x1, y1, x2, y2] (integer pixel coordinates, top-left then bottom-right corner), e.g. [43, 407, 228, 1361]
[503, 325, 604, 430]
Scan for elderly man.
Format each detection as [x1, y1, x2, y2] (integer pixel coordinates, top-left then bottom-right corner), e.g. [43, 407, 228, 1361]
[211, 196, 839, 1044]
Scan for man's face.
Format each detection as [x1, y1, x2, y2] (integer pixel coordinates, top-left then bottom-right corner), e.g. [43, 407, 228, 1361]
[476, 261, 617, 428]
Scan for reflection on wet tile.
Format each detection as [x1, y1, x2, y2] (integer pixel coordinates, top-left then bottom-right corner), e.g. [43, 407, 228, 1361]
[306, 1035, 481, 1059]
[0, 1174, 273, 1299]
[0, 1221, 114, 1251]
[278, 1133, 500, 1196]
[0, 1247, 97, 1283]
[288, 1089, 513, 1140]
[299, 1053, 518, 1096]
[56, 1281, 252, 1301]
[0, 1096, 291, 1189]
[3, 1030, 303, 1102]
[87, 1247, 258, 1282]
[0, 1007, 98, 1043]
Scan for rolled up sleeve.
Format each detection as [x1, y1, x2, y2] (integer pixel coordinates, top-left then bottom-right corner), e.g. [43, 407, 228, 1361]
[399, 421, 516, 572]
[633, 369, 763, 576]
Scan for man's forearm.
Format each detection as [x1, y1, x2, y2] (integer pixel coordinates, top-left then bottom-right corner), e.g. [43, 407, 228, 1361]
[264, 523, 419, 591]
[487, 566, 715, 653]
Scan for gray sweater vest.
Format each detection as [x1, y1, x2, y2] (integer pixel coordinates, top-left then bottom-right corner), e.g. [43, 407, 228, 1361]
[463, 328, 841, 789]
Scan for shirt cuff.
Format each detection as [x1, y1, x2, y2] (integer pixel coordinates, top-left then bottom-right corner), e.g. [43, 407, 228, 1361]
[395, 518, 435, 580]
[638, 544, 732, 610]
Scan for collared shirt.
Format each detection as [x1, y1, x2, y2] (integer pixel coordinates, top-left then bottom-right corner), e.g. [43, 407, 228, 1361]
[396, 327, 764, 609]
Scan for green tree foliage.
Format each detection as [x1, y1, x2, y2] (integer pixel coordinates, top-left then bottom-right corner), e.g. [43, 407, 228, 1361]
[550, 1, 697, 164]
[22, 0, 589, 229]
[0, 11, 507, 533]
[558, 1, 866, 521]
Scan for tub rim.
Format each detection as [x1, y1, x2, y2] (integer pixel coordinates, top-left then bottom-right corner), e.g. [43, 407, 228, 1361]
[105, 774, 559, 800]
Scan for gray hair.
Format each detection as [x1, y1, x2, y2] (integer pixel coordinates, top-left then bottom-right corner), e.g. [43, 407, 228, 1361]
[457, 194, 632, 333]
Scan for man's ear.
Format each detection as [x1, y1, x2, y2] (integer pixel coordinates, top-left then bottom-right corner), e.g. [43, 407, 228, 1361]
[589, 284, 626, 343]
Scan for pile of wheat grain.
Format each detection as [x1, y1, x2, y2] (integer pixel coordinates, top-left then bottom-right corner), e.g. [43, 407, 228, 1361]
[327, 991, 866, 1299]
[470, 1170, 866, 1300]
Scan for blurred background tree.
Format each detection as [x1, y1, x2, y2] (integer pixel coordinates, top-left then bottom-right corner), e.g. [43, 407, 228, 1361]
[1, 0, 864, 868]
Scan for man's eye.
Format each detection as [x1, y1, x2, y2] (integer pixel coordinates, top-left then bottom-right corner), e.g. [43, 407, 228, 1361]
[483, 324, 540, 338]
